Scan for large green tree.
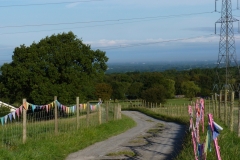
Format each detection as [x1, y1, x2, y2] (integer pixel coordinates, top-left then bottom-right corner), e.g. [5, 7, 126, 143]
[127, 82, 143, 99]
[94, 83, 113, 101]
[111, 81, 131, 101]
[141, 85, 166, 104]
[0, 31, 108, 104]
[181, 81, 201, 100]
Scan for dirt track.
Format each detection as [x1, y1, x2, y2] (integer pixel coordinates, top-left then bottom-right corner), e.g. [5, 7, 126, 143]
[66, 111, 187, 160]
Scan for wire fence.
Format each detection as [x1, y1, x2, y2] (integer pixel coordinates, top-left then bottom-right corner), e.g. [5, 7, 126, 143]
[0, 98, 122, 149]
[123, 95, 240, 136]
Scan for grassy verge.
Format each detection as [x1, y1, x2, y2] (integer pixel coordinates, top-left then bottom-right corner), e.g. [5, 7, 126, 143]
[122, 107, 189, 125]
[0, 114, 136, 160]
[123, 107, 240, 160]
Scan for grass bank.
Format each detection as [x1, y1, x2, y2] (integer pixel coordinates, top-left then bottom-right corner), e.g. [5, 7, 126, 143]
[0, 114, 136, 160]
[122, 107, 189, 125]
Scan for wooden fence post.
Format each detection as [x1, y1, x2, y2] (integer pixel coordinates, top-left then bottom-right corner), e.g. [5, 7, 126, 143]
[113, 104, 115, 120]
[215, 93, 218, 118]
[219, 90, 222, 120]
[114, 104, 117, 120]
[98, 99, 102, 125]
[224, 89, 228, 125]
[238, 92, 240, 137]
[208, 99, 210, 114]
[87, 102, 90, 127]
[212, 94, 215, 116]
[106, 101, 109, 122]
[54, 96, 58, 135]
[118, 104, 121, 119]
[23, 98, 27, 144]
[76, 97, 79, 130]
[238, 109, 240, 134]
[230, 91, 234, 131]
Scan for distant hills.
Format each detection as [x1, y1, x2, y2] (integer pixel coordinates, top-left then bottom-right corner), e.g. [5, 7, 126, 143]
[106, 60, 219, 73]
[1, 60, 238, 74]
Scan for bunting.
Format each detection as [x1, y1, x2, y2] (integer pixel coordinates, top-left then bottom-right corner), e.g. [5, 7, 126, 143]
[8, 113, 13, 122]
[0, 100, 100, 126]
[0, 117, 4, 125]
[4, 115, 8, 123]
[46, 105, 49, 113]
[16, 108, 20, 118]
[213, 122, 223, 140]
[12, 111, 16, 120]
[189, 99, 222, 160]
[32, 105, 36, 112]
[20, 105, 23, 113]
[23, 102, 29, 110]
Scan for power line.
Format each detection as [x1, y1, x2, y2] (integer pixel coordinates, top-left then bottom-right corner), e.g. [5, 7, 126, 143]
[0, 33, 238, 51]
[0, 32, 238, 51]
[0, 0, 104, 8]
[0, 11, 215, 29]
[0, 34, 221, 51]
[92, 34, 218, 50]
[0, 13, 216, 35]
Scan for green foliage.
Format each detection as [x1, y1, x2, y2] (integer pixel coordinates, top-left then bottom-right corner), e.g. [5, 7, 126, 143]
[181, 81, 201, 100]
[140, 72, 165, 90]
[127, 82, 143, 99]
[111, 81, 130, 101]
[122, 107, 189, 125]
[94, 83, 113, 101]
[141, 85, 166, 103]
[163, 79, 175, 98]
[0, 105, 10, 117]
[0, 31, 108, 104]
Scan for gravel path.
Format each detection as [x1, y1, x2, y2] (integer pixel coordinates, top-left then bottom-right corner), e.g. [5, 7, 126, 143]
[66, 111, 187, 160]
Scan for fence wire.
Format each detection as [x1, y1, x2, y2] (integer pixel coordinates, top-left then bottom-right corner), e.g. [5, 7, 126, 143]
[0, 102, 121, 149]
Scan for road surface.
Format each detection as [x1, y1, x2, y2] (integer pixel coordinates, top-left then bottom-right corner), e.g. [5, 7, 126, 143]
[66, 111, 187, 160]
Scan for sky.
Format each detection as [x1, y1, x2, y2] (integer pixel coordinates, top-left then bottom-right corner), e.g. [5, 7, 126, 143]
[0, 0, 240, 64]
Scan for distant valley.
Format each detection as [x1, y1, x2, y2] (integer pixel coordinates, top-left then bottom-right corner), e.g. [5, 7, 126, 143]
[106, 60, 219, 74]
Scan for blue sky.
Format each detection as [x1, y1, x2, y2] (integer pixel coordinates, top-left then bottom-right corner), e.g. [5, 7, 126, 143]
[0, 0, 239, 63]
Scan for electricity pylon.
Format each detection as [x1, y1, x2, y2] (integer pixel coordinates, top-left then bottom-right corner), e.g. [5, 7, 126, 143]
[213, 0, 240, 92]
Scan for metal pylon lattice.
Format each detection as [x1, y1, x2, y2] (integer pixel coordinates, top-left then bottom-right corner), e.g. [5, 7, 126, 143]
[213, 0, 240, 92]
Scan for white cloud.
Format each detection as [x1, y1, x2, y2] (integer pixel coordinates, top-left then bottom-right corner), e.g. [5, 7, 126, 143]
[181, 36, 219, 43]
[113, 0, 212, 7]
[87, 36, 217, 47]
[66, 2, 80, 8]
